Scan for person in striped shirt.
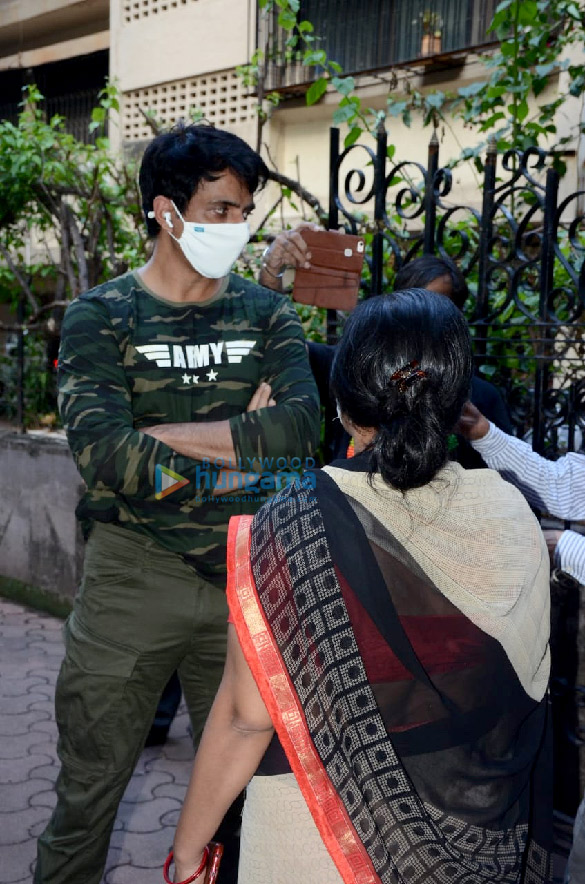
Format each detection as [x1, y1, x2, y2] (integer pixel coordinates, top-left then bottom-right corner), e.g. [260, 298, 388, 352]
[457, 400, 585, 585]
[457, 399, 584, 883]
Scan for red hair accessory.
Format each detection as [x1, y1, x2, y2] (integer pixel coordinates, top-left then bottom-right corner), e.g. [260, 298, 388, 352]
[389, 360, 427, 393]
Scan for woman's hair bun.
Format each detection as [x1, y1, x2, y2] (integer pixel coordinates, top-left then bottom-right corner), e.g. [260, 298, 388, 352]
[331, 289, 472, 491]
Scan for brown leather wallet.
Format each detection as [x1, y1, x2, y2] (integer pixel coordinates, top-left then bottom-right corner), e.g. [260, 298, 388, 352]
[292, 229, 365, 311]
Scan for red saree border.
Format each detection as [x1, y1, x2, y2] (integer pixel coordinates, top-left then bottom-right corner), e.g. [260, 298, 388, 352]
[226, 514, 380, 884]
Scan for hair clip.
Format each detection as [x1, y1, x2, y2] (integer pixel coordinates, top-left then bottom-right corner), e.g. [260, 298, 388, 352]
[389, 360, 427, 393]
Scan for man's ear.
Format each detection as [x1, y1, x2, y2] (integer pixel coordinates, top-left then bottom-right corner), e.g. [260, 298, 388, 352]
[150, 195, 176, 233]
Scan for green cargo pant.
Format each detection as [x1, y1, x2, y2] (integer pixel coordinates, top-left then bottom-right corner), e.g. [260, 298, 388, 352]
[34, 521, 229, 884]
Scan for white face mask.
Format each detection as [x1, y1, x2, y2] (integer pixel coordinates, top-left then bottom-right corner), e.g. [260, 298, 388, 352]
[157, 201, 250, 279]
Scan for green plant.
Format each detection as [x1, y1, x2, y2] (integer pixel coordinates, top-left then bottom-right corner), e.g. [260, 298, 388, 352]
[0, 333, 59, 428]
[0, 83, 148, 317]
[456, 0, 585, 161]
[0, 83, 151, 427]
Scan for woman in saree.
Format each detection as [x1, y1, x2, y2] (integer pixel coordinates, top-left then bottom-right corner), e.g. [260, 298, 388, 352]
[169, 289, 552, 884]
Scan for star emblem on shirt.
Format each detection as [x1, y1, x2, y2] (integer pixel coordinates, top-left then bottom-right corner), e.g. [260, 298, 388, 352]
[181, 373, 200, 385]
[207, 369, 218, 381]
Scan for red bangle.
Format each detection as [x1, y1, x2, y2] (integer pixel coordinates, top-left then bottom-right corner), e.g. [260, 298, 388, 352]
[163, 846, 209, 884]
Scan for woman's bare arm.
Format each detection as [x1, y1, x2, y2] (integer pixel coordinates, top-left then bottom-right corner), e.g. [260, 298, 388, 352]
[172, 625, 274, 882]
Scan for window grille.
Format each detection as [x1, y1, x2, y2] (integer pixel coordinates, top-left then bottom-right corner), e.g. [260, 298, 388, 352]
[123, 0, 199, 24]
[121, 70, 256, 142]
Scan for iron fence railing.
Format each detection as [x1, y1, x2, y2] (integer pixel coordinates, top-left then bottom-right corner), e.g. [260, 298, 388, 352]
[260, 0, 499, 92]
[327, 122, 585, 817]
[328, 124, 585, 460]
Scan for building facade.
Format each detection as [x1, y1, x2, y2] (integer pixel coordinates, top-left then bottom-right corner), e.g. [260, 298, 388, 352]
[0, 0, 583, 222]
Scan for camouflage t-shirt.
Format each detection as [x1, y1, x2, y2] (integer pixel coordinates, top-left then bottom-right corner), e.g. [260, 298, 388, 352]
[58, 270, 320, 586]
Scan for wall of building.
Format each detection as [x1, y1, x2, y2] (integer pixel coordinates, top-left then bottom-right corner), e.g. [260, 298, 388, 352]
[264, 61, 581, 230]
[0, 430, 84, 600]
[109, 0, 258, 154]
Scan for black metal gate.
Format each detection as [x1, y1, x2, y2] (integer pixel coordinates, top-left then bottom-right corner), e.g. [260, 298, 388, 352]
[328, 122, 585, 816]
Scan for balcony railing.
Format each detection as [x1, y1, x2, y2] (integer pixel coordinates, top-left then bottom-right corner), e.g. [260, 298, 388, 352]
[260, 0, 499, 92]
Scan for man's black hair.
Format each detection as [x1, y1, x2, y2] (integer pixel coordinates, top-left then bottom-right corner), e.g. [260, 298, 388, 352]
[394, 255, 469, 311]
[139, 123, 269, 237]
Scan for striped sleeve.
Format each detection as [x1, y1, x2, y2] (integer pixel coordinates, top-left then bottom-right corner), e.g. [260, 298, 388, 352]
[472, 423, 585, 520]
[556, 531, 585, 586]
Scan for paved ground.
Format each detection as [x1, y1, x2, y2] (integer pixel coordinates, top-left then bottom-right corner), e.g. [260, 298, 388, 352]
[0, 598, 193, 884]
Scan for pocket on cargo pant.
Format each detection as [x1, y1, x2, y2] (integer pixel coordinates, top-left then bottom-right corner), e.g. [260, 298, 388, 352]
[55, 614, 140, 771]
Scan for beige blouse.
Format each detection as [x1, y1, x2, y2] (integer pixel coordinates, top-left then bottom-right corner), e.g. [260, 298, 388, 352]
[323, 462, 551, 702]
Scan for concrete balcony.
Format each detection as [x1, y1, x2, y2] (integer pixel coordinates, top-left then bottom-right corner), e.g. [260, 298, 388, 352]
[0, 0, 109, 65]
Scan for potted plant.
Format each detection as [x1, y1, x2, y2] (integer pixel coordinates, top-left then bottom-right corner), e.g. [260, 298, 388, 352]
[420, 9, 443, 56]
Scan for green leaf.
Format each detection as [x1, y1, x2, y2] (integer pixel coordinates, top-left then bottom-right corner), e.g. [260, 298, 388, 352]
[479, 364, 497, 377]
[332, 104, 356, 125]
[499, 41, 517, 58]
[535, 62, 556, 78]
[458, 81, 487, 98]
[386, 100, 408, 117]
[425, 90, 445, 109]
[303, 49, 327, 66]
[480, 111, 506, 129]
[488, 2, 515, 33]
[306, 77, 328, 105]
[487, 84, 507, 99]
[331, 76, 355, 97]
[344, 126, 362, 148]
[91, 107, 106, 124]
[510, 98, 529, 121]
[297, 19, 313, 32]
[517, 0, 538, 24]
[278, 9, 297, 29]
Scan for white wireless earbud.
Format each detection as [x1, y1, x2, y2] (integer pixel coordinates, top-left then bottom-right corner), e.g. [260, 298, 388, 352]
[164, 211, 173, 228]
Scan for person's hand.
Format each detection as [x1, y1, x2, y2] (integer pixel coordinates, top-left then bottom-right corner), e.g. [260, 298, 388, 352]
[454, 401, 490, 442]
[246, 381, 276, 411]
[542, 529, 563, 566]
[259, 222, 321, 291]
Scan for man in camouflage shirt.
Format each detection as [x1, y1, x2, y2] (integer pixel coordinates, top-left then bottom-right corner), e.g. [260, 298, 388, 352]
[35, 124, 320, 884]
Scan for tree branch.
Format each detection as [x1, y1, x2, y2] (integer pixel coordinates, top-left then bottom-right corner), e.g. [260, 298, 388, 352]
[139, 106, 163, 135]
[249, 194, 284, 238]
[59, 201, 78, 298]
[0, 299, 70, 332]
[265, 170, 327, 222]
[0, 243, 40, 312]
[64, 203, 89, 293]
